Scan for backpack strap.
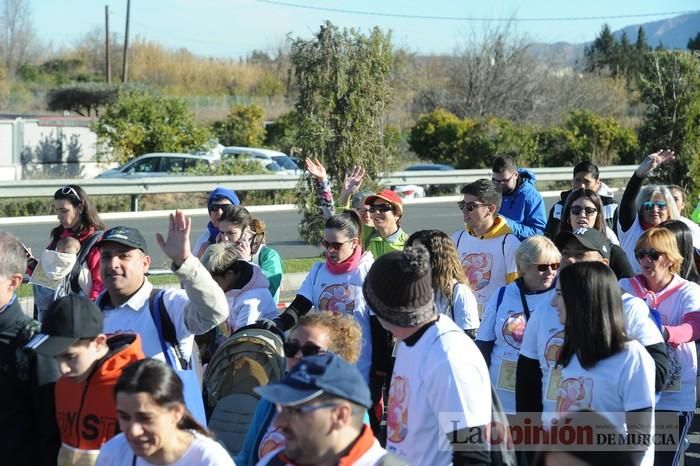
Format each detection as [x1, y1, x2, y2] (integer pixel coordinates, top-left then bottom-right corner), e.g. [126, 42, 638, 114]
[449, 282, 459, 321]
[496, 286, 506, 313]
[456, 230, 465, 249]
[68, 230, 103, 294]
[148, 288, 189, 369]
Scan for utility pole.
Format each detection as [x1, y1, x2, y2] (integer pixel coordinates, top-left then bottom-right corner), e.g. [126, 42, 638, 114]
[105, 5, 111, 83]
[121, 0, 131, 83]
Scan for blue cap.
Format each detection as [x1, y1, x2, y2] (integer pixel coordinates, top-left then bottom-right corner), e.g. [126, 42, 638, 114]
[208, 187, 240, 207]
[255, 353, 371, 408]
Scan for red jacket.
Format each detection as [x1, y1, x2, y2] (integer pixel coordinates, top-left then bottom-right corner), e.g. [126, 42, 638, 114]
[55, 334, 144, 450]
[56, 226, 104, 300]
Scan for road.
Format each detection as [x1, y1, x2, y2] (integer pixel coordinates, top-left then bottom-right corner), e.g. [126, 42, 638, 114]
[3, 195, 562, 267]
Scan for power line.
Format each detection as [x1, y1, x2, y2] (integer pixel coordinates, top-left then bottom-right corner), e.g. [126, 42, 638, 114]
[256, 0, 699, 22]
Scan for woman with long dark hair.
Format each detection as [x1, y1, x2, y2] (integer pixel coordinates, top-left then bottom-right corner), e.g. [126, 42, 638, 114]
[661, 220, 700, 284]
[49, 185, 106, 299]
[96, 359, 234, 466]
[553, 261, 655, 465]
[558, 188, 633, 279]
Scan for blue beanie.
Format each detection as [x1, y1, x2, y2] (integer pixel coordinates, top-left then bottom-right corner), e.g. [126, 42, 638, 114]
[208, 187, 240, 207]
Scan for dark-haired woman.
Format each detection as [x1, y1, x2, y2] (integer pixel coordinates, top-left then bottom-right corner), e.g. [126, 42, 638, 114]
[661, 220, 700, 284]
[95, 359, 234, 466]
[552, 262, 656, 466]
[620, 227, 700, 466]
[49, 184, 106, 299]
[558, 187, 633, 279]
[274, 210, 374, 383]
[192, 187, 240, 258]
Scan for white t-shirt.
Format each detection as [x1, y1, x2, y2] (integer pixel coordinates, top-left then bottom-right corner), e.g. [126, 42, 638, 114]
[386, 316, 492, 465]
[556, 340, 656, 466]
[225, 287, 279, 332]
[519, 292, 664, 422]
[297, 252, 374, 383]
[620, 275, 700, 411]
[451, 228, 520, 306]
[192, 229, 212, 258]
[476, 283, 555, 414]
[433, 282, 479, 331]
[679, 216, 700, 250]
[618, 216, 644, 274]
[96, 432, 235, 466]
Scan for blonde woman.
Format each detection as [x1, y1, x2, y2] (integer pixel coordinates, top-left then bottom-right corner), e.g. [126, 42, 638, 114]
[405, 230, 479, 337]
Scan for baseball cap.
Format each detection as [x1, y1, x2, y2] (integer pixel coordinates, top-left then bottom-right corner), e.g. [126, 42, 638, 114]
[97, 226, 148, 253]
[364, 189, 403, 214]
[255, 352, 372, 409]
[26, 295, 104, 357]
[555, 227, 611, 260]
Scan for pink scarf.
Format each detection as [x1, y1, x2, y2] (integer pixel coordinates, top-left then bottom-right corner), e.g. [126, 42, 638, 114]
[326, 245, 362, 275]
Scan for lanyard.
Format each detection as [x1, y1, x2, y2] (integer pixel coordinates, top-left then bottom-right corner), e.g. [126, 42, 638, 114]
[518, 282, 531, 322]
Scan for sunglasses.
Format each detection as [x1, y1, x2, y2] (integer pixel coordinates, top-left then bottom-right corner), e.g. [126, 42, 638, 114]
[209, 203, 231, 213]
[535, 263, 560, 272]
[458, 201, 490, 212]
[282, 341, 324, 358]
[570, 206, 597, 216]
[642, 201, 667, 211]
[368, 204, 393, 214]
[321, 239, 352, 250]
[634, 248, 663, 261]
[57, 186, 81, 203]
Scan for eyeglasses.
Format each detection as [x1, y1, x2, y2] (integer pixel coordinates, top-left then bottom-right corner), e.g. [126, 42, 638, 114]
[642, 201, 668, 211]
[492, 173, 516, 184]
[209, 203, 231, 213]
[368, 204, 393, 214]
[534, 263, 560, 272]
[282, 341, 324, 358]
[57, 186, 81, 203]
[570, 206, 598, 217]
[275, 402, 339, 417]
[320, 239, 353, 250]
[634, 248, 663, 261]
[458, 201, 491, 212]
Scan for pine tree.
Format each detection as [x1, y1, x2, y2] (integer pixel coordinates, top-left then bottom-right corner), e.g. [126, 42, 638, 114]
[689, 33, 700, 51]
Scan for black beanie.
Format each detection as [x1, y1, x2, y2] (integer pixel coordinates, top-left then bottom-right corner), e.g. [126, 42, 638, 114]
[362, 246, 436, 328]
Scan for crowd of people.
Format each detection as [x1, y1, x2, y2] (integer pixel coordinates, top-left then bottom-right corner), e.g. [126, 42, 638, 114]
[0, 149, 699, 466]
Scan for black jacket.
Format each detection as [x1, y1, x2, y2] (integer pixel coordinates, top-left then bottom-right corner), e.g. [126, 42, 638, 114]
[544, 183, 620, 240]
[0, 297, 60, 466]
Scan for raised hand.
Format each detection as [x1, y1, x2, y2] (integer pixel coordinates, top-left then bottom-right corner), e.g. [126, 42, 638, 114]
[305, 158, 327, 180]
[343, 165, 366, 194]
[636, 149, 675, 177]
[156, 210, 192, 267]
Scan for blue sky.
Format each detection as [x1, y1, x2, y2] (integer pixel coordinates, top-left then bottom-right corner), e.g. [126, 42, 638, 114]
[31, 0, 699, 58]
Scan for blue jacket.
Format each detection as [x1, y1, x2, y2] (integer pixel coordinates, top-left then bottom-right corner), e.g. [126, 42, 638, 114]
[498, 168, 546, 241]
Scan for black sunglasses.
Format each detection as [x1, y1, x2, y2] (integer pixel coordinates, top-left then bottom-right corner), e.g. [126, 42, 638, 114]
[368, 204, 393, 213]
[635, 248, 663, 261]
[208, 203, 230, 213]
[457, 201, 490, 212]
[570, 206, 597, 216]
[283, 341, 324, 358]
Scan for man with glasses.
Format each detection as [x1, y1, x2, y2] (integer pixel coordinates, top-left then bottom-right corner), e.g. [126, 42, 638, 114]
[544, 161, 620, 240]
[192, 187, 240, 258]
[492, 155, 546, 241]
[453, 179, 520, 312]
[256, 352, 402, 466]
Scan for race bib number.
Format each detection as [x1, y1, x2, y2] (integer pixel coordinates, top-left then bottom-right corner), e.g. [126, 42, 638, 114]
[497, 360, 517, 392]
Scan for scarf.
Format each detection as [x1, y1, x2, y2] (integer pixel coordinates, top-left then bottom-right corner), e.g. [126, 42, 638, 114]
[206, 221, 219, 244]
[326, 245, 362, 275]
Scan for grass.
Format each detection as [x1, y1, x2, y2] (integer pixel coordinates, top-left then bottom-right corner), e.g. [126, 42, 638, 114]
[19, 256, 321, 298]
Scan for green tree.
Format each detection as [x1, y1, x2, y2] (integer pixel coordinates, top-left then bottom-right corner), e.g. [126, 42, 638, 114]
[212, 104, 266, 147]
[47, 82, 120, 117]
[637, 51, 700, 201]
[289, 21, 396, 243]
[688, 33, 700, 51]
[408, 108, 472, 167]
[585, 24, 616, 74]
[92, 90, 211, 165]
[264, 110, 300, 154]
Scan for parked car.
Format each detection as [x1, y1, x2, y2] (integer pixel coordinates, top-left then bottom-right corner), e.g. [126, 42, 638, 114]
[271, 155, 303, 175]
[392, 184, 426, 199]
[221, 146, 291, 174]
[96, 152, 218, 178]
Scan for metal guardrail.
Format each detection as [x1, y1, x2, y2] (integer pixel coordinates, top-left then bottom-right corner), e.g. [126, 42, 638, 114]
[0, 165, 637, 210]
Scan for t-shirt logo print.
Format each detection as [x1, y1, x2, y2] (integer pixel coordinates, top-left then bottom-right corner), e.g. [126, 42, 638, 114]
[461, 253, 493, 291]
[556, 377, 593, 414]
[318, 284, 355, 315]
[387, 376, 409, 443]
[502, 312, 526, 349]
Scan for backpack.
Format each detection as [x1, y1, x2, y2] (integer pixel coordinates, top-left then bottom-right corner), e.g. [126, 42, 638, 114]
[32, 230, 103, 321]
[203, 324, 285, 456]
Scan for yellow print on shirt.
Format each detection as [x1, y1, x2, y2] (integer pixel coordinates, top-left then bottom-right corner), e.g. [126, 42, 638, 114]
[556, 377, 593, 415]
[318, 284, 355, 315]
[387, 376, 410, 443]
[461, 253, 493, 291]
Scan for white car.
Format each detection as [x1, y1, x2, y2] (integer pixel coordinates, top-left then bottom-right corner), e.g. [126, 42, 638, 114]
[96, 152, 219, 178]
[221, 146, 289, 174]
[391, 184, 426, 199]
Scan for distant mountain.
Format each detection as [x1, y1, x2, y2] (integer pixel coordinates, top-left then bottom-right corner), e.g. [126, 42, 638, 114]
[529, 11, 700, 68]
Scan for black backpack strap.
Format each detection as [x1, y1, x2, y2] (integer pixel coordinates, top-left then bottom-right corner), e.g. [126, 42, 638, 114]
[456, 230, 465, 248]
[148, 288, 189, 369]
[68, 230, 103, 294]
